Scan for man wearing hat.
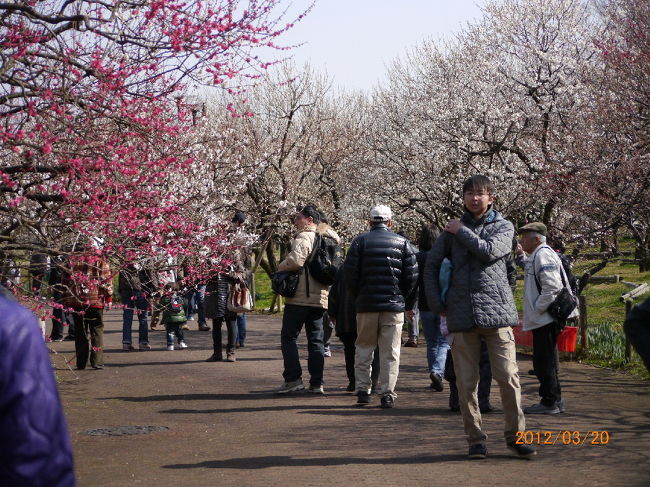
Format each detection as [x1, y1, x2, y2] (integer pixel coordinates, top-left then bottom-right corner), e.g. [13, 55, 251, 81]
[343, 205, 418, 408]
[516, 222, 576, 414]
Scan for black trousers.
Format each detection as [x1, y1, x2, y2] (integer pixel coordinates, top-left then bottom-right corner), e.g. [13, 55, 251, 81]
[339, 332, 379, 387]
[212, 315, 238, 356]
[532, 322, 561, 406]
[71, 307, 104, 369]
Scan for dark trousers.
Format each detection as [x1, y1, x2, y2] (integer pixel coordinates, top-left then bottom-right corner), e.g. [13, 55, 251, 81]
[165, 322, 186, 346]
[281, 304, 325, 387]
[446, 339, 492, 410]
[532, 322, 561, 406]
[50, 290, 74, 339]
[237, 313, 246, 345]
[212, 316, 238, 356]
[71, 307, 104, 369]
[339, 332, 379, 388]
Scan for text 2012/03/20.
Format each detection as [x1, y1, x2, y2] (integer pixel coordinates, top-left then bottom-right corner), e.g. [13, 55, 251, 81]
[515, 430, 610, 446]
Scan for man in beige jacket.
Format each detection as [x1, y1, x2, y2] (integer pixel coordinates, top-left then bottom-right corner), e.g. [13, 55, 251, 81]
[275, 205, 341, 394]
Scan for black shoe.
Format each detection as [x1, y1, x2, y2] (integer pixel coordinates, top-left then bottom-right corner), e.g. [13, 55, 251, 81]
[356, 391, 370, 406]
[64, 335, 75, 341]
[528, 369, 537, 376]
[507, 441, 537, 459]
[450, 406, 461, 412]
[480, 404, 493, 414]
[380, 395, 395, 409]
[205, 354, 223, 362]
[468, 443, 487, 460]
[50, 336, 64, 342]
[198, 324, 211, 331]
[346, 382, 356, 392]
[430, 372, 444, 392]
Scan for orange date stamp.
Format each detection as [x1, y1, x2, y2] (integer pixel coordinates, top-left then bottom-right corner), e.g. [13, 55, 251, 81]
[515, 430, 610, 446]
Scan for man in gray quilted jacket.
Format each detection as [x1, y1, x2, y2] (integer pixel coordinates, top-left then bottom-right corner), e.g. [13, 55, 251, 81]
[423, 175, 535, 460]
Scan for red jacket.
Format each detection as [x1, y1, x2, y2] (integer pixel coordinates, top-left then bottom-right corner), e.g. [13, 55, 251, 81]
[61, 253, 113, 308]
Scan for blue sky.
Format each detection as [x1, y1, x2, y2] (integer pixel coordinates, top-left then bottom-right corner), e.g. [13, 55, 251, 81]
[278, 1, 486, 91]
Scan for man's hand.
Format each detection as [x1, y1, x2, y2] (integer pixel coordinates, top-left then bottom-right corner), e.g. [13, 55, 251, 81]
[329, 316, 336, 326]
[515, 243, 524, 256]
[406, 310, 415, 321]
[445, 219, 463, 234]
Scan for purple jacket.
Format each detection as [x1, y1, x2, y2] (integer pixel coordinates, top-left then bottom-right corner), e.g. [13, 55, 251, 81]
[0, 291, 75, 486]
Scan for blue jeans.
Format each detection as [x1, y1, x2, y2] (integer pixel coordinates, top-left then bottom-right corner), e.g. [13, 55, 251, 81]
[281, 305, 325, 386]
[237, 313, 246, 345]
[194, 285, 206, 325]
[421, 310, 449, 375]
[121, 290, 149, 345]
[185, 289, 195, 320]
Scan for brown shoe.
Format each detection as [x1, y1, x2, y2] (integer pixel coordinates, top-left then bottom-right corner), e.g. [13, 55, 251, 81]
[404, 339, 418, 348]
[225, 352, 236, 362]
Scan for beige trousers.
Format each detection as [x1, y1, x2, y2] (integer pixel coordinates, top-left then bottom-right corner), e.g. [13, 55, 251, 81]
[355, 311, 403, 398]
[451, 326, 525, 445]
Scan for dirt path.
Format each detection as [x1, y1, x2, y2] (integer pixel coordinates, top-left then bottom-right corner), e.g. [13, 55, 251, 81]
[52, 310, 650, 486]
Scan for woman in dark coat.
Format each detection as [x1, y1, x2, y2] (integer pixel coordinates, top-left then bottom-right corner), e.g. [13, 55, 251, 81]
[204, 270, 240, 362]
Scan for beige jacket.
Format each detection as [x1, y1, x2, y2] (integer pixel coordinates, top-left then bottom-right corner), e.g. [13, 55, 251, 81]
[277, 223, 340, 309]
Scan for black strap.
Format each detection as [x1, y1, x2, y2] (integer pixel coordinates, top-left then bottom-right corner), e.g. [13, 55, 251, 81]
[532, 246, 568, 294]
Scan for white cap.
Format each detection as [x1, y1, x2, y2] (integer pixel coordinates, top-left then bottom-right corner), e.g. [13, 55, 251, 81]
[369, 205, 392, 222]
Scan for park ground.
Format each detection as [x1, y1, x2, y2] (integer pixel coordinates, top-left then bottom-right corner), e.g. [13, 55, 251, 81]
[52, 310, 650, 487]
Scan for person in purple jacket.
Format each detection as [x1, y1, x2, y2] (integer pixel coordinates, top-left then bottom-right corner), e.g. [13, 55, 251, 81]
[0, 287, 75, 486]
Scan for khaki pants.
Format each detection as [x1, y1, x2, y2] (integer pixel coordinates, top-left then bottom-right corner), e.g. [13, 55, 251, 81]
[355, 311, 403, 398]
[451, 326, 525, 445]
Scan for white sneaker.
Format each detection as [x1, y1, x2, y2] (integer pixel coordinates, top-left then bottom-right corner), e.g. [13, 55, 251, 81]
[166, 345, 174, 351]
[179, 341, 188, 349]
[274, 379, 305, 394]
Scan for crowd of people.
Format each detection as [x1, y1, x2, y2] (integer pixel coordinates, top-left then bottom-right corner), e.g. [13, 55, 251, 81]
[272, 174, 591, 461]
[5, 173, 650, 484]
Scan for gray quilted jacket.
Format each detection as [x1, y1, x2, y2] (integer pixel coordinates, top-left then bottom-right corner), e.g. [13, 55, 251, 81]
[423, 208, 518, 332]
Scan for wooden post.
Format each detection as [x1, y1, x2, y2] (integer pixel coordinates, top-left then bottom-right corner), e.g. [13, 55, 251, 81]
[624, 300, 632, 363]
[578, 295, 587, 352]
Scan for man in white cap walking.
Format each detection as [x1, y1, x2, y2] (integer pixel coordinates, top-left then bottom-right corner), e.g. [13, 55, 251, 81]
[343, 205, 418, 408]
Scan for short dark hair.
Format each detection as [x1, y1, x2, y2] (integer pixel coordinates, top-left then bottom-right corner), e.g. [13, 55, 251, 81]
[231, 211, 247, 225]
[298, 205, 321, 224]
[417, 224, 440, 251]
[462, 174, 494, 195]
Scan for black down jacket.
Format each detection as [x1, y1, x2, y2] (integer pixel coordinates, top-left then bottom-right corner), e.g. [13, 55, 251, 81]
[204, 272, 237, 319]
[343, 224, 418, 313]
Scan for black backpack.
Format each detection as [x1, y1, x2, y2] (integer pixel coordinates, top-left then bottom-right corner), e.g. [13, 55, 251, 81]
[306, 233, 343, 285]
[167, 295, 184, 313]
[557, 252, 579, 296]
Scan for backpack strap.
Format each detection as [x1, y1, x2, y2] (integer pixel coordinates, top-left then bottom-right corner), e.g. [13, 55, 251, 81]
[532, 245, 568, 294]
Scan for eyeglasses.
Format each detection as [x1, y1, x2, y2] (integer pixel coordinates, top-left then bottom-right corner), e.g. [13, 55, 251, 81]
[465, 191, 490, 198]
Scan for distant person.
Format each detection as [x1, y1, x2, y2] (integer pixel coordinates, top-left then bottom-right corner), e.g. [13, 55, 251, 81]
[0, 287, 75, 486]
[61, 242, 113, 370]
[411, 224, 449, 391]
[328, 266, 380, 392]
[160, 283, 189, 351]
[344, 205, 418, 408]
[423, 175, 534, 460]
[624, 296, 650, 372]
[119, 263, 156, 351]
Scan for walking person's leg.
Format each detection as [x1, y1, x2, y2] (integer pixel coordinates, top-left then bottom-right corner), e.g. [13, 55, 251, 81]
[304, 307, 326, 389]
[135, 291, 149, 347]
[377, 311, 403, 405]
[354, 312, 380, 396]
[121, 290, 134, 348]
[87, 308, 104, 368]
[451, 330, 485, 446]
[206, 318, 224, 361]
[225, 315, 238, 361]
[73, 310, 89, 369]
[236, 313, 246, 345]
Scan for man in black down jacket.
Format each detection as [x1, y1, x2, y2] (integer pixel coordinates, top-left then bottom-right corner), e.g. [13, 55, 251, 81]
[344, 205, 418, 408]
